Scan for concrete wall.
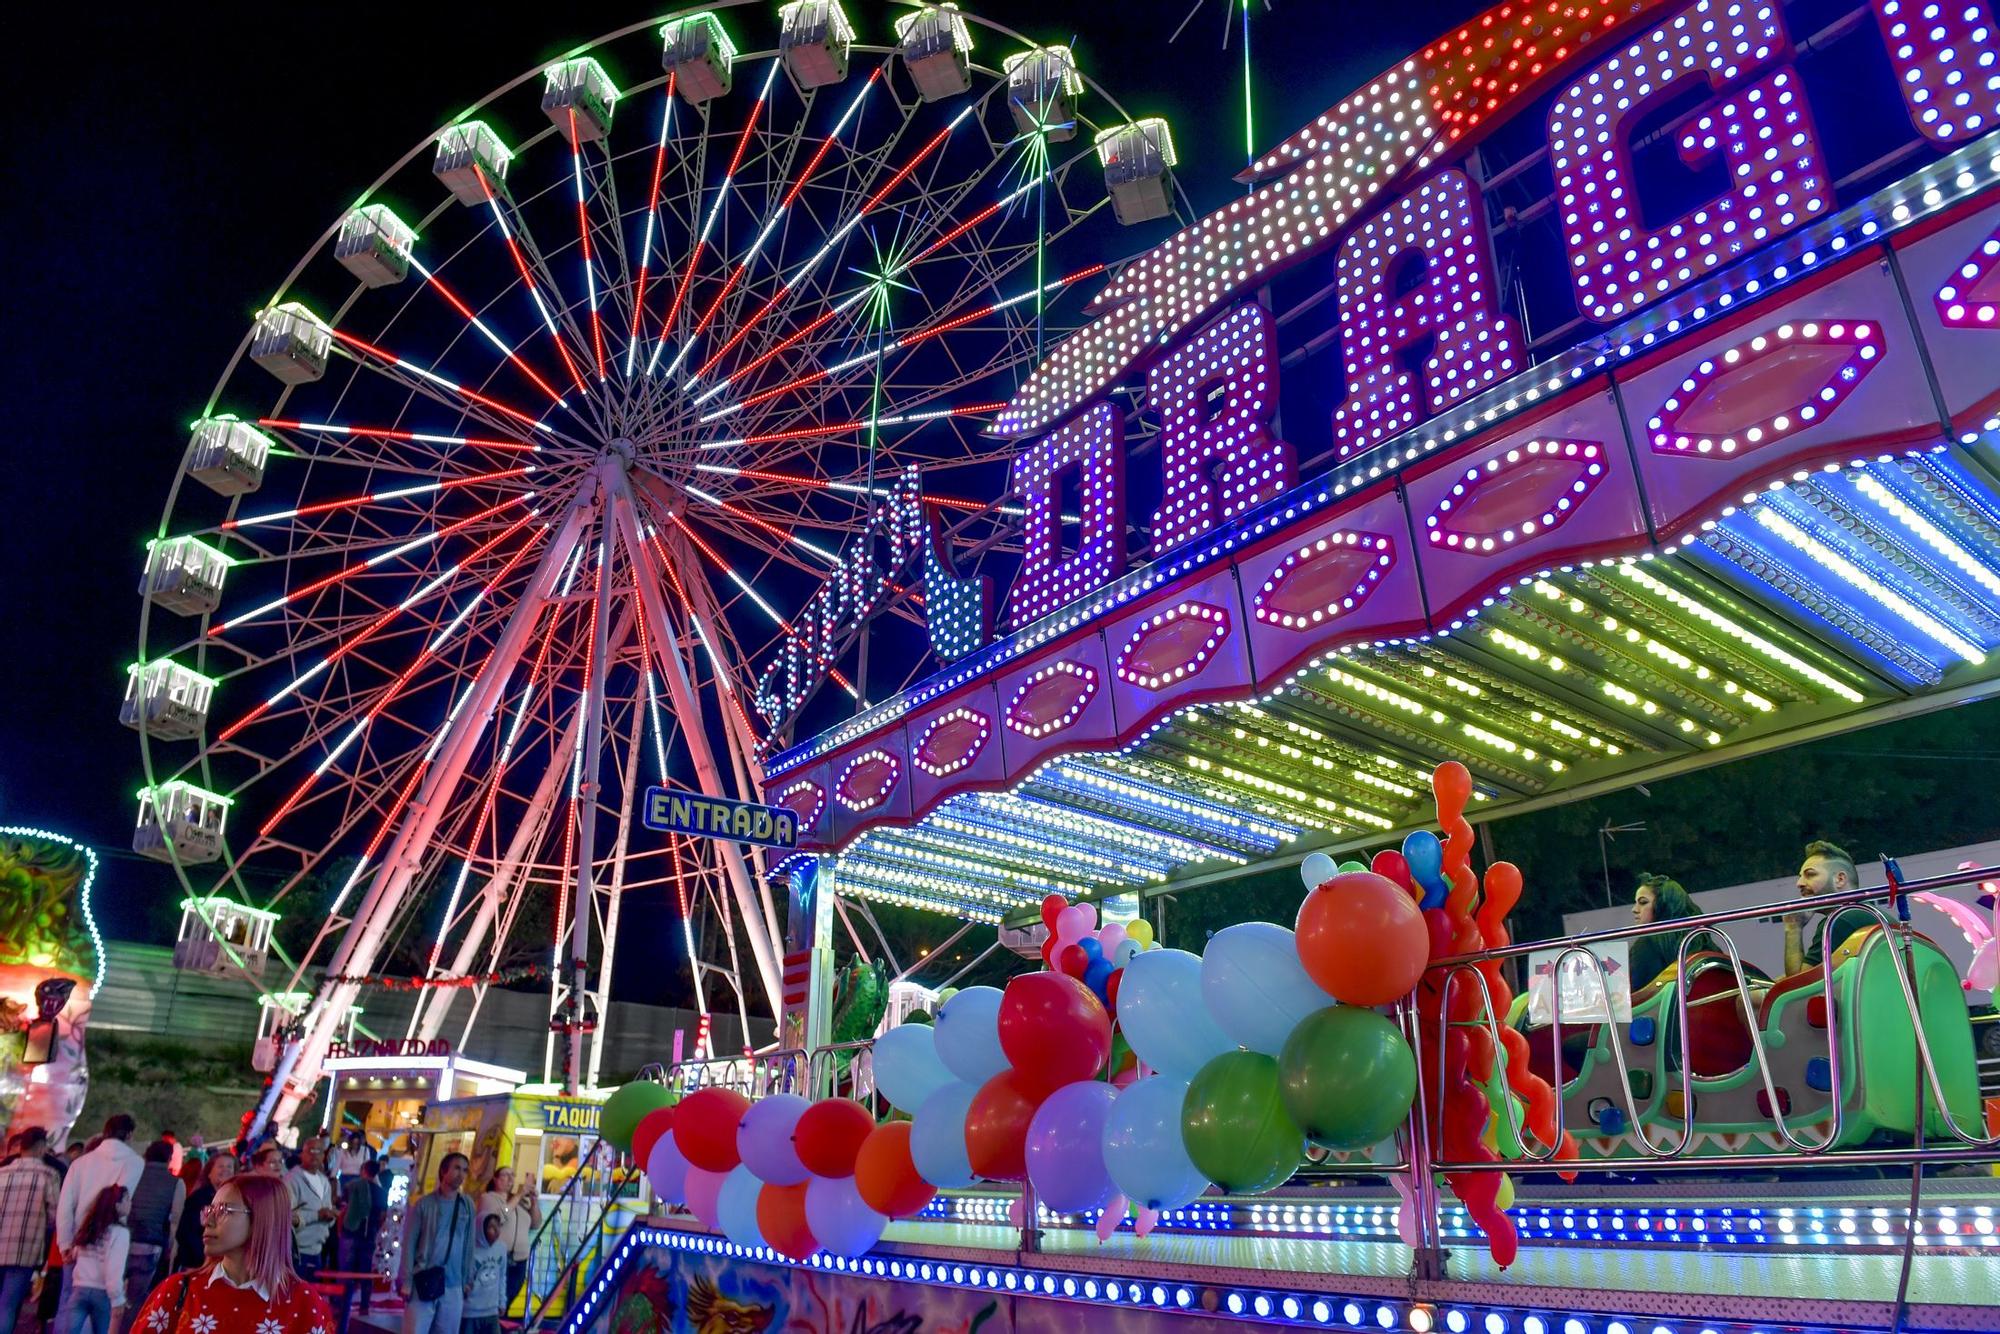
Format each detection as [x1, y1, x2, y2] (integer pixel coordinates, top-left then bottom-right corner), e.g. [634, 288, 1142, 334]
[1559, 838, 1999, 989]
[89, 940, 771, 1077]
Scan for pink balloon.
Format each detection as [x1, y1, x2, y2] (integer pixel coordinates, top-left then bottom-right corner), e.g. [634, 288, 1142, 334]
[1096, 923, 1128, 954]
[685, 1166, 729, 1229]
[1055, 903, 1097, 944]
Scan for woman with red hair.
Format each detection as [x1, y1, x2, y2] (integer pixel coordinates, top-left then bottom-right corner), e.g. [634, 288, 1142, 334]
[128, 1174, 333, 1334]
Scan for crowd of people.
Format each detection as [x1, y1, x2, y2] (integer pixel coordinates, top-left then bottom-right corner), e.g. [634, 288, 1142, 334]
[0, 1121, 541, 1334]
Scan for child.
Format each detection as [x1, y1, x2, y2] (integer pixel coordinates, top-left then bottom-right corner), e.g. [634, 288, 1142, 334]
[63, 1184, 129, 1334]
[463, 1211, 508, 1334]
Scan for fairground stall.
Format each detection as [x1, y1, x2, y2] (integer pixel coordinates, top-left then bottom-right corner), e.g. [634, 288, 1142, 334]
[607, 1, 2000, 1333]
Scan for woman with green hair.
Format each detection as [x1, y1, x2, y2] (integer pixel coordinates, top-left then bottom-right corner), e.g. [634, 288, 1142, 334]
[1627, 873, 1718, 990]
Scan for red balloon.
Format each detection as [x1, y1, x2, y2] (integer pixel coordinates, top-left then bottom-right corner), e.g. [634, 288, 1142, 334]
[671, 1088, 752, 1173]
[998, 972, 1111, 1095]
[1371, 848, 1416, 896]
[1057, 945, 1088, 978]
[631, 1106, 675, 1169]
[756, 1181, 818, 1260]
[964, 1068, 1044, 1181]
[793, 1099, 876, 1178]
[1295, 870, 1431, 1006]
[1041, 893, 1068, 928]
[1423, 907, 1454, 960]
[1105, 969, 1124, 1011]
[853, 1122, 936, 1218]
[1040, 937, 1056, 968]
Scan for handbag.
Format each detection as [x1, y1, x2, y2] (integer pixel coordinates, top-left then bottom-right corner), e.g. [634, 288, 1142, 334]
[411, 1197, 465, 1302]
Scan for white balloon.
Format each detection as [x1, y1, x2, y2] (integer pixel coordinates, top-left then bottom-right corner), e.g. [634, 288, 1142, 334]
[1300, 851, 1337, 890]
[933, 986, 1009, 1084]
[1117, 948, 1233, 1081]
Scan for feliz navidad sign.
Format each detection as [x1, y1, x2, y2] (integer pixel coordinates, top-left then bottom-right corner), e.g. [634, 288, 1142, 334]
[759, 0, 2000, 853]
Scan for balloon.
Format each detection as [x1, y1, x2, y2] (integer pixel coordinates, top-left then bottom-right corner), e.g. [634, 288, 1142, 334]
[1097, 923, 1127, 955]
[998, 972, 1112, 1095]
[853, 1122, 936, 1218]
[738, 1093, 812, 1186]
[804, 1174, 887, 1257]
[1103, 1077, 1209, 1212]
[1058, 945, 1088, 977]
[1300, 850, 1337, 890]
[646, 1131, 692, 1206]
[793, 1099, 876, 1179]
[1025, 1080, 1118, 1214]
[1117, 948, 1233, 1080]
[1112, 940, 1141, 967]
[1402, 829, 1450, 909]
[1180, 1051, 1303, 1195]
[716, 1165, 766, 1249]
[1371, 847, 1415, 894]
[1084, 959, 1113, 996]
[1126, 919, 1154, 948]
[1041, 893, 1067, 928]
[909, 1082, 978, 1189]
[1105, 969, 1125, 1013]
[1337, 860, 1369, 874]
[684, 1166, 728, 1229]
[964, 1068, 1044, 1181]
[1079, 937, 1103, 961]
[934, 987, 1010, 1084]
[1055, 903, 1097, 943]
[1277, 1006, 1418, 1150]
[672, 1088, 751, 1173]
[599, 1080, 672, 1153]
[756, 1181, 818, 1261]
[631, 1106, 675, 1169]
[1296, 870, 1431, 1006]
[1199, 922, 1332, 1055]
[872, 1023, 956, 1114]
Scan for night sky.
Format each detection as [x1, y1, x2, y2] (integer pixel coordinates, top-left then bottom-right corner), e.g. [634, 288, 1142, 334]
[2, 2, 1493, 988]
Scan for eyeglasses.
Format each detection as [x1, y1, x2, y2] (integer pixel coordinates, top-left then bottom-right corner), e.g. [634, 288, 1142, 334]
[200, 1204, 250, 1224]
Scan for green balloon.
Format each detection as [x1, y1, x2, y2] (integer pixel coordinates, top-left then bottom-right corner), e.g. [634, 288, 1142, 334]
[598, 1080, 672, 1152]
[1180, 1050, 1303, 1195]
[1277, 1005, 1416, 1151]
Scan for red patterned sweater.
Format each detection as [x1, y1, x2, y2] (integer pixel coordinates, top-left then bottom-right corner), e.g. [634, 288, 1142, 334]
[130, 1263, 335, 1334]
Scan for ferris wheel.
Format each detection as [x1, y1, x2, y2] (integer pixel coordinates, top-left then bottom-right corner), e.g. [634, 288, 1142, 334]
[125, 1, 1187, 1126]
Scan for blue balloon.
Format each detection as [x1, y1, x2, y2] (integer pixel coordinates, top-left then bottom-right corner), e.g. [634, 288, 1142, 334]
[1026, 1080, 1118, 1214]
[933, 986, 1009, 1084]
[645, 1134, 691, 1206]
[1084, 958, 1114, 994]
[1079, 937, 1104, 960]
[1102, 1076, 1210, 1212]
[716, 1164, 766, 1250]
[1118, 948, 1233, 1081]
[909, 1081, 979, 1189]
[1199, 922, 1332, 1055]
[1402, 829, 1449, 910]
[1112, 939, 1141, 968]
[804, 1174, 887, 1258]
[872, 1023, 956, 1115]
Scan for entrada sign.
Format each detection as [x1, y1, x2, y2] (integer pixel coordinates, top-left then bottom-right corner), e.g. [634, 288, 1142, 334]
[754, 0, 2000, 734]
[644, 787, 799, 849]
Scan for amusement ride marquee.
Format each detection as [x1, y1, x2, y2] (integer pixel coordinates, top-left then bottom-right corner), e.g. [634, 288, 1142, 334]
[755, 0, 2000, 877]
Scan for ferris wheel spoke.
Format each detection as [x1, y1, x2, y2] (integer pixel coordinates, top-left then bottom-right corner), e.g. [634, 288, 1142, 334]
[682, 89, 977, 392]
[406, 256, 577, 415]
[219, 465, 537, 535]
[324, 327, 574, 446]
[257, 418, 543, 473]
[664, 66, 885, 383]
[206, 493, 537, 637]
[211, 509, 549, 745]
[624, 74, 680, 375]
[564, 113, 613, 383]
[474, 166, 597, 404]
[644, 60, 783, 378]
